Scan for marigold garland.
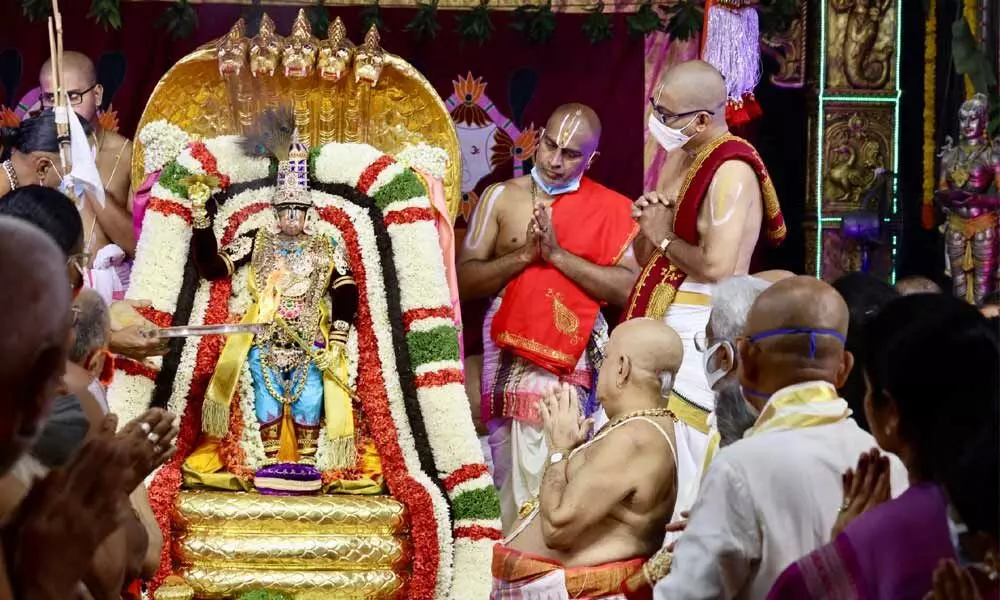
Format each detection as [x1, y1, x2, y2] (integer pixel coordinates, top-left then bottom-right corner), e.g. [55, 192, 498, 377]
[922, 0, 937, 222]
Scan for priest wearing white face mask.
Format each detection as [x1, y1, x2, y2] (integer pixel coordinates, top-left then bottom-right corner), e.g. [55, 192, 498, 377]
[457, 103, 642, 531]
[619, 61, 787, 500]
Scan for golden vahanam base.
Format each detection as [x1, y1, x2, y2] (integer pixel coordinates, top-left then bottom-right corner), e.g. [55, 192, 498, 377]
[177, 530, 410, 569]
[172, 491, 410, 599]
[179, 567, 403, 599]
[175, 491, 408, 534]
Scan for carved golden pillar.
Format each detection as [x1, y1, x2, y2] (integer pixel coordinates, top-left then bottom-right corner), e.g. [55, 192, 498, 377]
[807, 0, 902, 282]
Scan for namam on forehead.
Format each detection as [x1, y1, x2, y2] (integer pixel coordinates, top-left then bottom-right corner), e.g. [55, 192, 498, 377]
[655, 60, 727, 114]
[40, 51, 97, 87]
[0, 218, 72, 384]
[544, 103, 602, 154]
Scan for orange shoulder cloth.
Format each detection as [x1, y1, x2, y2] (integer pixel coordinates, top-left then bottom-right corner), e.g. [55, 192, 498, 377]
[491, 177, 639, 375]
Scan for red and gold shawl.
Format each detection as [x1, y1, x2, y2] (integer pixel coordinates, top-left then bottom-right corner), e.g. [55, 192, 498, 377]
[491, 177, 638, 375]
[622, 134, 785, 321]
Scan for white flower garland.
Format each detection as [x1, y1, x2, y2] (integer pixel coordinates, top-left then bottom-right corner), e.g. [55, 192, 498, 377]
[386, 220, 453, 312]
[396, 143, 449, 182]
[138, 120, 190, 175]
[106, 372, 156, 430]
[312, 190, 456, 599]
[311, 143, 386, 187]
[127, 210, 191, 314]
[237, 356, 268, 470]
[203, 136, 271, 184]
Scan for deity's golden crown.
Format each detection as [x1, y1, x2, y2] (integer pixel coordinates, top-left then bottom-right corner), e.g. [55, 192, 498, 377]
[273, 129, 312, 209]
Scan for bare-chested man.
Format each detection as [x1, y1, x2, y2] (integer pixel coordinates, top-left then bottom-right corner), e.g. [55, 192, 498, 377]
[458, 103, 640, 530]
[40, 51, 136, 264]
[622, 61, 786, 520]
[492, 318, 682, 597]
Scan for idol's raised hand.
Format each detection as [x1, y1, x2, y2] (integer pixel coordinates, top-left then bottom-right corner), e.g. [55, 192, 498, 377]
[538, 382, 593, 452]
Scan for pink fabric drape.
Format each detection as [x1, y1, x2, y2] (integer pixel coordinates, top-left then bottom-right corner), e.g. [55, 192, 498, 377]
[133, 170, 161, 241]
[418, 168, 465, 359]
[643, 33, 700, 193]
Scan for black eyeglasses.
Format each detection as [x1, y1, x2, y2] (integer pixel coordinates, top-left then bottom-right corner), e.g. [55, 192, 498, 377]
[649, 97, 715, 125]
[41, 83, 98, 107]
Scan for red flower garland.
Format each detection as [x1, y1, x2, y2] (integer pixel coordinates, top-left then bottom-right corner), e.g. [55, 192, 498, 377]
[383, 206, 435, 226]
[317, 205, 441, 600]
[414, 369, 465, 388]
[402, 307, 454, 329]
[136, 306, 173, 328]
[453, 525, 503, 541]
[442, 463, 490, 492]
[189, 141, 232, 190]
[148, 198, 192, 225]
[356, 155, 396, 195]
[116, 357, 159, 381]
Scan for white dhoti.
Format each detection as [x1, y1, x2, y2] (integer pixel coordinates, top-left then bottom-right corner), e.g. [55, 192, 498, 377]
[661, 281, 714, 524]
[482, 296, 605, 532]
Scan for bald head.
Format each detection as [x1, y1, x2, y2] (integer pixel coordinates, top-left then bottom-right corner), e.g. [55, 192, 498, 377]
[753, 270, 797, 284]
[656, 60, 727, 116]
[40, 52, 102, 121]
[41, 51, 97, 85]
[536, 103, 602, 190]
[597, 318, 683, 413]
[740, 276, 853, 396]
[0, 217, 73, 475]
[746, 276, 849, 339]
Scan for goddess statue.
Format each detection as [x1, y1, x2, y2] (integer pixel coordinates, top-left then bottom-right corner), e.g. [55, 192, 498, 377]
[936, 93, 1000, 303]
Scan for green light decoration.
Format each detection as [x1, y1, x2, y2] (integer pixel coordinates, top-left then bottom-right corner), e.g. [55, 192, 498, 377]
[815, 0, 902, 285]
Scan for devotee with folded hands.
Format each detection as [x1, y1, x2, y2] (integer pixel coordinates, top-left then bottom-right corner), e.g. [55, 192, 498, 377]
[769, 293, 999, 600]
[491, 318, 684, 598]
[654, 276, 908, 600]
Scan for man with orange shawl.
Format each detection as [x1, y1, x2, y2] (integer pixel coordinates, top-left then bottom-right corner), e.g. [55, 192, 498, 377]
[457, 103, 640, 531]
[624, 61, 786, 527]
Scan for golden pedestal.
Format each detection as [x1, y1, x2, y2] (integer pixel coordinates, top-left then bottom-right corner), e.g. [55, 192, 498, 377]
[168, 491, 410, 599]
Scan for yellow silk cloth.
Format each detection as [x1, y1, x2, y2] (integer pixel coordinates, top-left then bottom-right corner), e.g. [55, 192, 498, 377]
[186, 247, 362, 480]
[748, 381, 851, 436]
[697, 382, 849, 482]
[183, 437, 385, 495]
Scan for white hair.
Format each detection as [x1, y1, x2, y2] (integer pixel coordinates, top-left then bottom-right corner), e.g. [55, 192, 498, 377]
[658, 371, 675, 398]
[709, 276, 773, 341]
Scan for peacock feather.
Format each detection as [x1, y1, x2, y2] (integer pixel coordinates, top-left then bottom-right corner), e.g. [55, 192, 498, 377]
[239, 105, 296, 161]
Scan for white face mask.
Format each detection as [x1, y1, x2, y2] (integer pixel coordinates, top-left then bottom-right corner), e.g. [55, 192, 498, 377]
[647, 113, 697, 152]
[702, 341, 735, 389]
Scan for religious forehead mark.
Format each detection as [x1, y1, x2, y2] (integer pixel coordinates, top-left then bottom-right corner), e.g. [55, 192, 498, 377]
[554, 110, 584, 148]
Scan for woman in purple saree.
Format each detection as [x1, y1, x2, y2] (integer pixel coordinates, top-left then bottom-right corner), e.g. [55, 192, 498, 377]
[768, 294, 999, 600]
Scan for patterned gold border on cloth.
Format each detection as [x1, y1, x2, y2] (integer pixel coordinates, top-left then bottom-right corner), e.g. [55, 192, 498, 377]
[131, 31, 462, 218]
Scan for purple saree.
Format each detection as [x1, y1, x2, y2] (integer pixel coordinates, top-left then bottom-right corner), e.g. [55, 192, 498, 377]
[767, 483, 955, 600]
